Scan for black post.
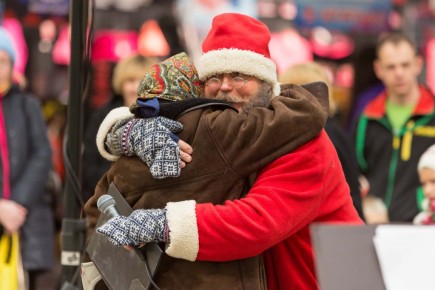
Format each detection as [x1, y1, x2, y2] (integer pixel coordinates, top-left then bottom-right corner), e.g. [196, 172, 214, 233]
[60, 0, 89, 288]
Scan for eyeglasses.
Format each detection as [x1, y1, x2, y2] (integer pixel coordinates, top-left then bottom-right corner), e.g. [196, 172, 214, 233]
[205, 74, 249, 90]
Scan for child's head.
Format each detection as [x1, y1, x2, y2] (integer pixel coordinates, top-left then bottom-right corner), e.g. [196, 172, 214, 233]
[417, 144, 435, 200]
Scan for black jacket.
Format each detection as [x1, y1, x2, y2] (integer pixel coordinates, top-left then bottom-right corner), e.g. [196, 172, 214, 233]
[325, 117, 364, 220]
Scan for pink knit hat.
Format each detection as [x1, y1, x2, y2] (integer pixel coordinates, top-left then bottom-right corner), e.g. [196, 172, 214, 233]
[197, 13, 280, 96]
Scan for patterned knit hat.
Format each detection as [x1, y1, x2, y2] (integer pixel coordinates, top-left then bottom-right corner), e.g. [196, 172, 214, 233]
[197, 13, 280, 96]
[137, 52, 202, 101]
[0, 28, 15, 64]
[130, 52, 203, 115]
[418, 144, 435, 171]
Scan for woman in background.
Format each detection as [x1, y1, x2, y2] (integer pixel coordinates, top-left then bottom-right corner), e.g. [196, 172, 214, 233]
[81, 54, 157, 200]
[279, 62, 365, 220]
[0, 27, 53, 290]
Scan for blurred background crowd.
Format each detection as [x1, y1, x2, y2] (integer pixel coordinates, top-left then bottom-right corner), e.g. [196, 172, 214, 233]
[0, 0, 435, 289]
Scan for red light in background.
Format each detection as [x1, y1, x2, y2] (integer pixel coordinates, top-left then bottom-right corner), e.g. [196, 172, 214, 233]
[138, 19, 170, 57]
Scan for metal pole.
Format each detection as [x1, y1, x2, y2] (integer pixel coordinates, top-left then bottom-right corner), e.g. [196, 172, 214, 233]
[60, 0, 88, 288]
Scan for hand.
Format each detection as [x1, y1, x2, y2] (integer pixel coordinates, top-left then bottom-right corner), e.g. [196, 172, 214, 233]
[107, 116, 185, 178]
[96, 209, 168, 247]
[0, 199, 28, 233]
[178, 139, 193, 168]
[359, 175, 370, 197]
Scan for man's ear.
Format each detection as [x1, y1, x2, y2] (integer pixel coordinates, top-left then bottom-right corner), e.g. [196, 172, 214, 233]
[373, 59, 382, 80]
[415, 55, 424, 75]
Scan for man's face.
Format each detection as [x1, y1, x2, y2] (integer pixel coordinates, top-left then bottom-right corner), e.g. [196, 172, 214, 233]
[204, 73, 265, 112]
[0, 50, 13, 85]
[374, 41, 422, 99]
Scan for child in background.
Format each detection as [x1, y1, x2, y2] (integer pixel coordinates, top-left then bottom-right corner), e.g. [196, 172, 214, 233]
[279, 62, 365, 220]
[413, 144, 435, 225]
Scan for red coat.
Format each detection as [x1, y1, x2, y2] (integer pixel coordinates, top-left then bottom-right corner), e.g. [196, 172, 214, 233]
[166, 130, 363, 290]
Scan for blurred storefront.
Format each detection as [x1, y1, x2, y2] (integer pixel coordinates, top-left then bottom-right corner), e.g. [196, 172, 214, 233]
[2, 0, 434, 127]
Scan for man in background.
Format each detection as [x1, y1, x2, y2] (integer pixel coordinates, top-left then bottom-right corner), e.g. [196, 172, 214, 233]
[354, 32, 435, 222]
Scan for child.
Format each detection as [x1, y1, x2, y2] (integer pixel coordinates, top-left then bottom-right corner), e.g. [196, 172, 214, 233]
[413, 144, 435, 225]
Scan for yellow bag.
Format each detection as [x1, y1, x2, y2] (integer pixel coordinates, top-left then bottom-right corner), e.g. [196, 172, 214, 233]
[0, 232, 20, 290]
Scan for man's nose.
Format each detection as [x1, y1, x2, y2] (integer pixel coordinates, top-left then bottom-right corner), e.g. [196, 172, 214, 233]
[220, 75, 234, 91]
[395, 66, 405, 77]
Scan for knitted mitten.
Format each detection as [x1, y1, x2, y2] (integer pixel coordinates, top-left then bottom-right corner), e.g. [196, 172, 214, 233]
[105, 116, 184, 179]
[105, 117, 133, 156]
[96, 209, 169, 247]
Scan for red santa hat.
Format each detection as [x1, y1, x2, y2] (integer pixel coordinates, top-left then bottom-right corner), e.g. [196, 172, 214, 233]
[197, 13, 281, 96]
[418, 144, 435, 171]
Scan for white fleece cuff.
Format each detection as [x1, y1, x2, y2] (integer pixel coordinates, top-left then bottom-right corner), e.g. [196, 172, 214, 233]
[96, 106, 134, 161]
[165, 200, 198, 261]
